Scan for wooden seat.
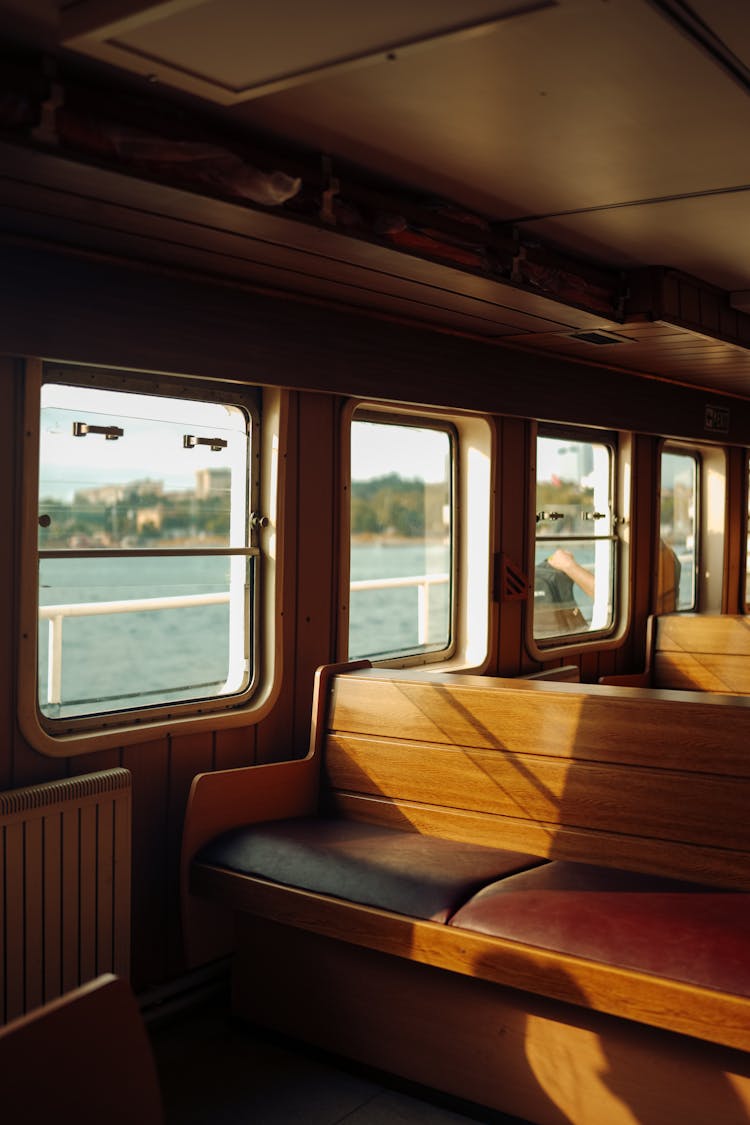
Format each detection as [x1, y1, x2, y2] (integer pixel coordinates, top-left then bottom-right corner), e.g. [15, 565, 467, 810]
[600, 614, 750, 692]
[0, 974, 163, 1125]
[182, 662, 750, 1125]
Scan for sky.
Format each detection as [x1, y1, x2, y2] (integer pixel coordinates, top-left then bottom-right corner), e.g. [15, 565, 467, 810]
[351, 419, 450, 483]
[40, 384, 246, 500]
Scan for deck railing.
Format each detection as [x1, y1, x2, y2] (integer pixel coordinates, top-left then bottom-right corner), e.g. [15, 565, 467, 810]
[39, 573, 449, 705]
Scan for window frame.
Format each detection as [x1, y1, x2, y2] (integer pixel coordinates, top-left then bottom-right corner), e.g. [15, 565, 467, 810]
[527, 422, 630, 658]
[658, 444, 700, 613]
[19, 360, 284, 756]
[339, 400, 494, 672]
[658, 439, 726, 616]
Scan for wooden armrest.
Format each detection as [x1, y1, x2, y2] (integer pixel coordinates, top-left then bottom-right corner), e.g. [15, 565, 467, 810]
[0, 974, 163, 1124]
[180, 755, 319, 967]
[598, 672, 651, 688]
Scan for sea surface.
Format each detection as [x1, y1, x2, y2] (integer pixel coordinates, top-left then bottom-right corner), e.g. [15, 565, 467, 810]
[38, 544, 450, 718]
[37, 540, 693, 718]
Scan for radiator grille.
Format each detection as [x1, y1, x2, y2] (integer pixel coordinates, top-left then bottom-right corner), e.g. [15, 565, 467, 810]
[1, 768, 131, 1024]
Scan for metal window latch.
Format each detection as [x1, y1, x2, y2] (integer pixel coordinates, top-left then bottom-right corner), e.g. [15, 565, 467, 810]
[582, 511, 607, 520]
[536, 511, 565, 522]
[73, 422, 124, 440]
[183, 435, 228, 452]
[249, 512, 269, 530]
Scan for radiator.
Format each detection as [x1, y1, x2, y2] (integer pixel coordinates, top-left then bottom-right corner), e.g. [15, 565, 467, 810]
[0, 768, 131, 1024]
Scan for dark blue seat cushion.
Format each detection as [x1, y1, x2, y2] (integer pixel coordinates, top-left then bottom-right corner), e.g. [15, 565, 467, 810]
[196, 816, 545, 922]
[449, 860, 750, 995]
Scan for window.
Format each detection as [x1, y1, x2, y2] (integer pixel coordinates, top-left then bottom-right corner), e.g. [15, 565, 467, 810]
[660, 449, 698, 611]
[347, 412, 453, 662]
[30, 370, 259, 730]
[534, 431, 617, 642]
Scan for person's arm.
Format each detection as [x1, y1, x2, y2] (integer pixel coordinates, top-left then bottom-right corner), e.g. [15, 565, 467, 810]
[547, 548, 595, 598]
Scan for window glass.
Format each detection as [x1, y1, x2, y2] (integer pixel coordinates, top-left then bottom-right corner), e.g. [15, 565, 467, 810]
[349, 417, 452, 661]
[660, 450, 697, 611]
[37, 382, 254, 722]
[534, 434, 616, 641]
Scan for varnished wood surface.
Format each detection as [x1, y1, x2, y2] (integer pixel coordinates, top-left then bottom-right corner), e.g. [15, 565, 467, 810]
[190, 662, 750, 1051]
[235, 918, 750, 1125]
[192, 867, 750, 1053]
[657, 614, 750, 654]
[328, 792, 750, 890]
[0, 974, 163, 1125]
[325, 733, 747, 850]
[328, 668, 750, 772]
[615, 613, 750, 693]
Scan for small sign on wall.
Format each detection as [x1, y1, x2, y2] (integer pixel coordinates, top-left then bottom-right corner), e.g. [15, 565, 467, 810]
[705, 404, 730, 434]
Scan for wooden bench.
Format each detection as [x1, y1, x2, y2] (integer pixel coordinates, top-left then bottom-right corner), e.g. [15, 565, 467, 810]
[181, 662, 750, 1125]
[600, 613, 750, 692]
[1, 975, 163, 1125]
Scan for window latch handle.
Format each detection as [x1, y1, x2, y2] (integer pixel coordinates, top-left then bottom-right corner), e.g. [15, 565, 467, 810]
[536, 510, 565, 522]
[73, 422, 124, 440]
[183, 435, 228, 452]
[582, 511, 607, 521]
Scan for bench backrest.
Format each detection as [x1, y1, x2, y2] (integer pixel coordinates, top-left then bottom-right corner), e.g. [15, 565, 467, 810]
[319, 665, 750, 890]
[649, 614, 750, 692]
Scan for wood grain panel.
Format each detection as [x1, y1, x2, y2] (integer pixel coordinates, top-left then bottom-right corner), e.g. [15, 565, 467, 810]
[5, 242, 750, 447]
[165, 731, 215, 976]
[213, 725, 256, 771]
[120, 738, 170, 991]
[324, 734, 747, 850]
[292, 392, 338, 751]
[328, 671, 750, 773]
[724, 447, 746, 614]
[331, 791, 750, 888]
[22, 816, 43, 1014]
[657, 615, 750, 654]
[653, 651, 750, 692]
[193, 865, 750, 1053]
[2, 823, 24, 1021]
[498, 417, 529, 676]
[237, 918, 750, 1125]
[0, 360, 18, 792]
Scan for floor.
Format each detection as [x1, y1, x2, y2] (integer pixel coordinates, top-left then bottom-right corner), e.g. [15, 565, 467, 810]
[149, 994, 531, 1125]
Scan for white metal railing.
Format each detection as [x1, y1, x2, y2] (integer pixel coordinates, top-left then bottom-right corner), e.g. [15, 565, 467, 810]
[350, 572, 449, 648]
[39, 592, 230, 706]
[40, 573, 450, 707]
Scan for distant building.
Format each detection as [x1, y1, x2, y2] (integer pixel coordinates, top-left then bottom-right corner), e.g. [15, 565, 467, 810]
[74, 478, 164, 504]
[195, 468, 231, 499]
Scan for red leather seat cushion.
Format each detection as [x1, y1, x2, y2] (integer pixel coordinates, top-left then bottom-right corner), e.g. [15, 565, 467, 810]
[196, 817, 545, 922]
[449, 861, 750, 995]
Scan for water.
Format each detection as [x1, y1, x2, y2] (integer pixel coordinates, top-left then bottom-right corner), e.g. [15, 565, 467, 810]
[39, 544, 448, 718]
[349, 542, 451, 660]
[38, 554, 245, 718]
[37, 540, 695, 718]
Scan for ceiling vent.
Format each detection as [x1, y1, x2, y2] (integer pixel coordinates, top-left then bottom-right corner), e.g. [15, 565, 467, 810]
[567, 330, 633, 346]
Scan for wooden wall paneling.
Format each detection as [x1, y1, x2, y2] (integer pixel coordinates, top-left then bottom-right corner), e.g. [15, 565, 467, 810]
[165, 730, 215, 977]
[292, 392, 338, 754]
[724, 445, 746, 613]
[255, 393, 298, 765]
[0, 358, 18, 792]
[120, 738, 170, 991]
[67, 749, 123, 777]
[617, 433, 657, 675]
[213, 725, 256, 771]
[236, 918, 750, 1125]
[5, 244, 750, 446]
[497, 417, 532, 675]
